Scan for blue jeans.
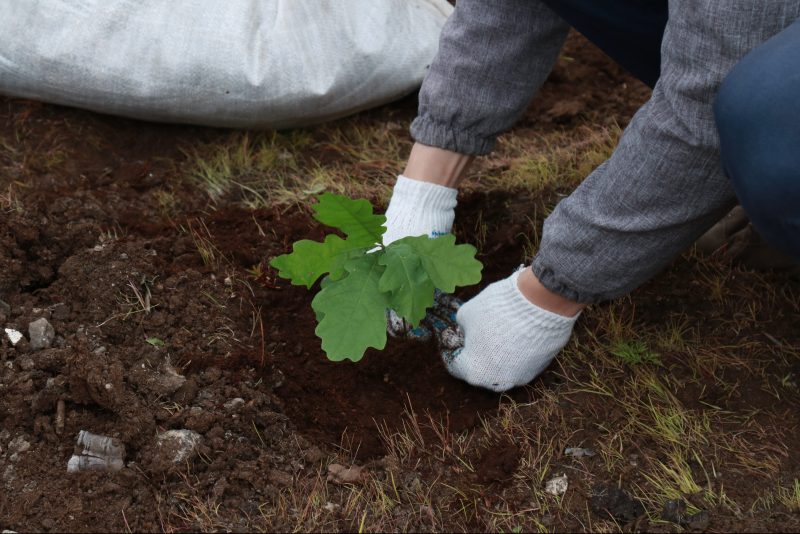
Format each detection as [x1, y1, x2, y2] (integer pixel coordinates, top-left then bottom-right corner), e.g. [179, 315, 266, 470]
[714, 20, 800, 261]
[541, 0, 667, 88]
[544, 2, 800, 261]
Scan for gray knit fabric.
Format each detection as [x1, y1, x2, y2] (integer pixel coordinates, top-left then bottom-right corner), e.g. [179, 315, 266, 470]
[411, 0, 800, 303]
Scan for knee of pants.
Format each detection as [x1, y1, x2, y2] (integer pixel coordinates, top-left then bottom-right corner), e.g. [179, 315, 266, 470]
[713, 26, 800, 223]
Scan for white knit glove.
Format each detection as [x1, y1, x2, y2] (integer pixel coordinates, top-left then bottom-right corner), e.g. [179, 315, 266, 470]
[383, 175, 458, 339]
[437, 268, 579, 392]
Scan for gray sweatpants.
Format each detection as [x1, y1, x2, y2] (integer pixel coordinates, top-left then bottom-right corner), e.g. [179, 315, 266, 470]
[410, 0, 800, 303]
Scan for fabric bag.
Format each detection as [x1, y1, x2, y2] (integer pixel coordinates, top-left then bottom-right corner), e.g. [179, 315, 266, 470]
[0, 0, 451, 128]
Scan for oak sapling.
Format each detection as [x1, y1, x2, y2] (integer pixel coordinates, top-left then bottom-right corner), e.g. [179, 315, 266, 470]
[270, 193, 482, 362]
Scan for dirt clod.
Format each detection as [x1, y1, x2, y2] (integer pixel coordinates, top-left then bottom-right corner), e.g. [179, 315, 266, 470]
[663, 500, 712, 530]
[662, 499, 688, 524]
[686, 510, 711, 530]
[590, 485, 645, 523]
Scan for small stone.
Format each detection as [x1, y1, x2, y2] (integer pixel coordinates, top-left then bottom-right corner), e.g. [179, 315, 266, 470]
[545, 473, 568, 496]
[565, 447, 596, 458]
[8, 435, 31, 455]
[4, 328, 23, 346]
[28, 318, 55, 350]
[327, 463, 366, 485]
[323, 502, 340, 513]
[17, 356, 34, 371]
[156, 429, 202, 463]
[223, 398, 245, 411]
[0, 298, 10, 313]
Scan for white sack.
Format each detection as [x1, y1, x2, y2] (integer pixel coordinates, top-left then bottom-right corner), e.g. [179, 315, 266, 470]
[0, 0, 452, 128]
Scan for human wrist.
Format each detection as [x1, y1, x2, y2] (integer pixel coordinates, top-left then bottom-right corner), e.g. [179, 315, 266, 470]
[516, 267, 585, 318]
[402, 143, 473, 188]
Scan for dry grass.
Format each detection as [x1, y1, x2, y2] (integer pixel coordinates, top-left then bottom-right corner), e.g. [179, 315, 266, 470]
[475, 124, 621, 194]
[182, 120, 409, 210]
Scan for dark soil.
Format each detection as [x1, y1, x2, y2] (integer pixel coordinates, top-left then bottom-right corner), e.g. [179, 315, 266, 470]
[1, 32, 798, 533]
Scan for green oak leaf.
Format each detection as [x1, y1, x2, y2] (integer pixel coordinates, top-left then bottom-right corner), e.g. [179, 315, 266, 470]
[398, 234, 483, 293]
[378, 243, 435, 326]
[312, 193, 386, 248]
[269, 235, 363, 289]
[311, 254, 388, 361]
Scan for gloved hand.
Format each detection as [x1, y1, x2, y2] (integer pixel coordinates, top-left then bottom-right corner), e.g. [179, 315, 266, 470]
[430, 268, 580, 392]
[382, 174, 458, 339]
[386, 290, 462, 341]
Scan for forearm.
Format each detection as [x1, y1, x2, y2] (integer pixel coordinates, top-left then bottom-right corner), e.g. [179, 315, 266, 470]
[410, 0, 569, 156]
[532, 1, 800, 303]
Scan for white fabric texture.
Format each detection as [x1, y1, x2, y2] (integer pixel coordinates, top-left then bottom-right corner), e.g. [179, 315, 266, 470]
[447, 269, 579, 392]
[383, 175, 458, 245]
[0, 0, 452, 128]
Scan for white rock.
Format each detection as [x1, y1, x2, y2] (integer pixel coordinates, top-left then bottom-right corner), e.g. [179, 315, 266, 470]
[4, 328, 23, 346]
[223, 398, 245, 410]
[28, 318, 55, 350]
[8, 436, 30, 455]
[545, 473, 569, 496]
[323, 502, 341, 513]
[564, 447, 596, 458]
[157, 429, 202, 463]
